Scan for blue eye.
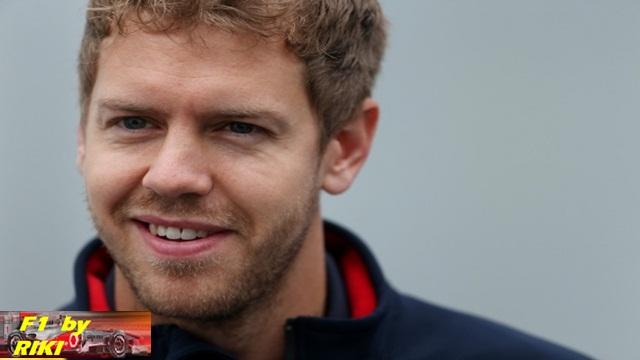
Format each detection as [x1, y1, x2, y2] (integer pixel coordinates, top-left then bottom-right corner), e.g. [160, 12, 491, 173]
[228, 122, 255, 134]
[120, 117, 149, 130]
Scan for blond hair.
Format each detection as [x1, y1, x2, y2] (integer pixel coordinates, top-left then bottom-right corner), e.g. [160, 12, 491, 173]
[78, 0, 387, 143]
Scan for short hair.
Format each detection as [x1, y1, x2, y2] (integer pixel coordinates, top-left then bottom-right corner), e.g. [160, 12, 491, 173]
[78, 0, 387, 145]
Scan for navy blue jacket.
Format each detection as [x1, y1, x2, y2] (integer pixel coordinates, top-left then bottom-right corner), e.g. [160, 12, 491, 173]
[64, 221, 592, 359]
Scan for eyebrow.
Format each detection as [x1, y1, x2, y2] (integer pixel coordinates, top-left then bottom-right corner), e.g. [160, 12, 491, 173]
[97, 99, 168, 119]
[96, 98, 292, 131]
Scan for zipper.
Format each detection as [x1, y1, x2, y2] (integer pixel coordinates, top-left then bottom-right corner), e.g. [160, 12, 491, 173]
[283, 319, 296, 360]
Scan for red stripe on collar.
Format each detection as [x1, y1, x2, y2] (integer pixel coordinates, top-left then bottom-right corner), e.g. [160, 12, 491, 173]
[326, 230, 378, 318]
[85, 246, 112, 311]
[339, 248, 377, 318]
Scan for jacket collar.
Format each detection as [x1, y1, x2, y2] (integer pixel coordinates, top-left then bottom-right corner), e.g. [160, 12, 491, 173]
[284, 221, 397, 359]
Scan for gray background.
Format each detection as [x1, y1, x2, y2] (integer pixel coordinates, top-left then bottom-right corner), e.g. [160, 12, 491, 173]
[1, 1, 638, 359]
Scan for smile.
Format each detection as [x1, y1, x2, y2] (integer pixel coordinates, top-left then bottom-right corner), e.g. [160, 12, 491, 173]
[134, 215, 232, 242]
[149, 223, 209, 241]
[133, 216, 233, 257]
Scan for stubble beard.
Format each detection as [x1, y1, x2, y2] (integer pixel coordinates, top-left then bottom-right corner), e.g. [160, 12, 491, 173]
[88, 188, 319, 324]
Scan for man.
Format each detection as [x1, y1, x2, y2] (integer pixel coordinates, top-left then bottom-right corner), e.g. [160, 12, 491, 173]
[65, 0, 591, 359]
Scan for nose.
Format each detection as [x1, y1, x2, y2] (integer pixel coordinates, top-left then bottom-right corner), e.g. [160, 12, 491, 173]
[142, 130, 213, 198]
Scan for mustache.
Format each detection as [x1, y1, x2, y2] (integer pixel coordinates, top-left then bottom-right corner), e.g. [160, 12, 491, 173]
[116, 191, 251, 231]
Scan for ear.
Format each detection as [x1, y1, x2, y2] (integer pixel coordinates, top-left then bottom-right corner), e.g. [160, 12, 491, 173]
[321, 98, 379, 195]
[76, 124, 86, 175]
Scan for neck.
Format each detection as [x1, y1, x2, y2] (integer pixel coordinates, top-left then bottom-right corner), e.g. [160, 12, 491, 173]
[115, 216, 327, 360]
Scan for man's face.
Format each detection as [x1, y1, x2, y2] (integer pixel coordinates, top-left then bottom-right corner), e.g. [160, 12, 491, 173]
[78, 24, 326, 321]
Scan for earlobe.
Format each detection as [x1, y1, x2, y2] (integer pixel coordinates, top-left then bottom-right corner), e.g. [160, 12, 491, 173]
[76, 125, 86, 175]
[321, 139, 345, 194]
[321, 98, 379, 195]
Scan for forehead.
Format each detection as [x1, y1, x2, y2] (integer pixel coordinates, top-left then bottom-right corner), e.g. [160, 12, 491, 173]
[100, 22, 302, 75]
[90, 23, 310, 117]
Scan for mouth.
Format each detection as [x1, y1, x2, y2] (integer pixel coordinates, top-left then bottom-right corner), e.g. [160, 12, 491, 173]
[147, 223, 210, 241]
[132, 215, 233, 257]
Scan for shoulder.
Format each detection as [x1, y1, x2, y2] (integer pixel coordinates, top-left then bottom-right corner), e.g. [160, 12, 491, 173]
[380, 293, 592, 359]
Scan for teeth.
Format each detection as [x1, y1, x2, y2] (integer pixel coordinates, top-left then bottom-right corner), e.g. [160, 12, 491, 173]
[166, 227, 181, 240]
[181, 229, 197, 240]
[147, 223, 209, 241]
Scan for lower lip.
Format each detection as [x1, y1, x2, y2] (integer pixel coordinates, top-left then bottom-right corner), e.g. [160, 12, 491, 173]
[135, 221, 232, 257]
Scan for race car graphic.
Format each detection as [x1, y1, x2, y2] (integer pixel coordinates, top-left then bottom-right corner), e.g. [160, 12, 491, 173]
[2, 312, 150, 358]
[77, 328, 149, 357]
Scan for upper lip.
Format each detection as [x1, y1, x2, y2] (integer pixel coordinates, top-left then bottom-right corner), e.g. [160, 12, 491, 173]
[134, 215, 230, 233]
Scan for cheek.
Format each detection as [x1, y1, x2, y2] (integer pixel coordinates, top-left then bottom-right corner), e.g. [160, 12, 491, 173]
[82, 143, 149, 218]
[218, 148, 320, 217]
